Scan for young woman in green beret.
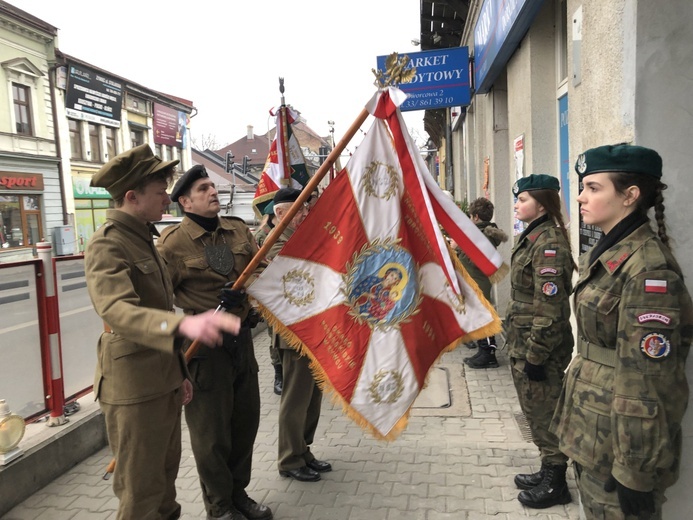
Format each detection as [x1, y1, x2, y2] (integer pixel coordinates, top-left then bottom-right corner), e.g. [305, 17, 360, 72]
[552, 144, 692, 519]
[507, 173, 576, 509]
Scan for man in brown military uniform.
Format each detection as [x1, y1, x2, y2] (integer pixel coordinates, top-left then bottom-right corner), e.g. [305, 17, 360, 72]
[254, 201, 282, 395]
[265, 187, 332, 482]
[85, 145, 240, 520]
[157, 165, 271, 520]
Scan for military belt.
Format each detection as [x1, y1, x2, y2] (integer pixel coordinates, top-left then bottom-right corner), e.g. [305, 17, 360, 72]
[511, 289, 533, 304]
[578, 337, 616, 368]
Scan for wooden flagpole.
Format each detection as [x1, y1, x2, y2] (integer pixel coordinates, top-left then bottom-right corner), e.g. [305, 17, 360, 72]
[103, 104, 370, 479]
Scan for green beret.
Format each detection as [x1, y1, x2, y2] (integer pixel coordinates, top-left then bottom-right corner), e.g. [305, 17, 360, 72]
[575, 144, 662, 179]
[91, 144, 179, 199]
[513, 174, 560, 196]
[263, 200, 275, 215]
[170, 164, 208, 202]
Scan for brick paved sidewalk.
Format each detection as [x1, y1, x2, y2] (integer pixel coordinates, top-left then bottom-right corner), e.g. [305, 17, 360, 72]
[2, 330, 581, 520]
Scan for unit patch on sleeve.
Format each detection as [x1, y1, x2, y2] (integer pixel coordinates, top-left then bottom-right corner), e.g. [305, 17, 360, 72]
[539, 267, 558, 275]
[542, 281, 558, 296]
[640, 332, 671, 360]
[644, 279, 667, 293]
[637, 312, 672, 325]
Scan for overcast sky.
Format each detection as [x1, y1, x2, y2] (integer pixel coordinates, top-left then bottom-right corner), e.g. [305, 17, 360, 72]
[11, 0, 427, 151]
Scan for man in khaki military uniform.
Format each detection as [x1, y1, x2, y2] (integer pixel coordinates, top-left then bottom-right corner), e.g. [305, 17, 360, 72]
[254, 201, 282, 395]
[157, 165, 272, 520]
[85, 145, 240, 520]
[266, 188, 332, 482]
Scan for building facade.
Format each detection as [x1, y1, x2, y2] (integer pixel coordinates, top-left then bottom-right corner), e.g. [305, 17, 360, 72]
[0, 4, 60, 262]
[0, 3, 194, 261]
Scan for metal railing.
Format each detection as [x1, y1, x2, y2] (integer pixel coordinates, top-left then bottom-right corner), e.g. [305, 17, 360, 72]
[0, 243, 101, 423]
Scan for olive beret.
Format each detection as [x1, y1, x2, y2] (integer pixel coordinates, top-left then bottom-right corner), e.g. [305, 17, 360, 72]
[513, 174, 560, 196]
[170, 164, 209, 202]
[273, 187, 302, 205]
[91, 144, 179, 200]
[575, 143, 662, 179]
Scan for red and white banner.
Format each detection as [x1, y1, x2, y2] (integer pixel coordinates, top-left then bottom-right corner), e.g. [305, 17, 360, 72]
[252, 105, 311, 217]
[248, 88, 501, 439]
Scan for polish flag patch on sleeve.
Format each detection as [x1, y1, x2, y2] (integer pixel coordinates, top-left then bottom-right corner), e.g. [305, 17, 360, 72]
[645, 279, 667, 293]
[544, 249, 556, 257]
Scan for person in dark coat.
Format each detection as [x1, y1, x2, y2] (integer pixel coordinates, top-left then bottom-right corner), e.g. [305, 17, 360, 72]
[453, 197, 509, 369]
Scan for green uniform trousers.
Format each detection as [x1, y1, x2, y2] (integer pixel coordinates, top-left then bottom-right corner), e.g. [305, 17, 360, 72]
[278, 348, 322, 471]
[574, 463, 664, 520]
[511, 357, 568, 465]
[101, 389, 183, 520]
[184, 328, 260, 518]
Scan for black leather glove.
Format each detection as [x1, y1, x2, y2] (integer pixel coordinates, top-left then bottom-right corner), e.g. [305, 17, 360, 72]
[218, 282, 246, 311]
[244, 308, 262, 329]
[604, 475, 655, 516]
[523, 360, 547, 381]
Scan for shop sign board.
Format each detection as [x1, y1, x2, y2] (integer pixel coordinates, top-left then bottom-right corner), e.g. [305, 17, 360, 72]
[376, 47, 471, 111]
[474, 0, 544, 94]
[0, 172, 44, 191]
[154, 103, 188, 148]
[65, 63, 123, 127]
[73, 176, 110, 199]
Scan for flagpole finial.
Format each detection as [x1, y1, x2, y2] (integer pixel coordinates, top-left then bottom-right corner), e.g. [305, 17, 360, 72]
[373, 53, 416, 88]
[279, 77, 285, 105]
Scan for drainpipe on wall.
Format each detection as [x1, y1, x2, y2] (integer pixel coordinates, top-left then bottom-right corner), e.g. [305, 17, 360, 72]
[445, 107, 453, 192]
[48, 62, 68, 225]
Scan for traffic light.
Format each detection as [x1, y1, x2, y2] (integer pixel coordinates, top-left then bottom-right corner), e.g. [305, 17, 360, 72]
[225, 152, 234, 173]
[242, 155, 251, 174]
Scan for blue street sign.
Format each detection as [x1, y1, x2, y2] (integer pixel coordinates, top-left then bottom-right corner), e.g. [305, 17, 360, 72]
[376, 47, 471, 112]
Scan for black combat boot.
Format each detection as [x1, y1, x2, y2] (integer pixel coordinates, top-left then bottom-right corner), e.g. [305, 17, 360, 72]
[273, 364, 283, 395]
[514, 462, 547, 490]
[463, 342, 482, 362]
[517, 463, 571, 508]
[464, 345, 499, 369]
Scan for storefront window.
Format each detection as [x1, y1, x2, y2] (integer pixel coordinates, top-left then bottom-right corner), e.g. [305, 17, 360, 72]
[0, 195, 43, 249]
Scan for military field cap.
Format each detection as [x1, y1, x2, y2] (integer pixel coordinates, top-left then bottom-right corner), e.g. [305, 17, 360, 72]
[91, 144, 179, 200]
[170, 164, 209, 202]
[263, 200, 275, 215]
[273, 187, 302, 205]
[512, 174, 560, 196]
[575, 144, 662, 180]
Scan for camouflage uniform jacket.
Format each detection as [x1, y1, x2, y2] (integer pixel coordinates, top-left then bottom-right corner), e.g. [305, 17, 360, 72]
[553, 222, 692, 492]
[506, 218, 574, 367]
[85, 209, 186, 405]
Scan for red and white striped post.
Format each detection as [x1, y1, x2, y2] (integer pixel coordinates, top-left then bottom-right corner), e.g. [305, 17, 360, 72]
[37, 242, 67, 426]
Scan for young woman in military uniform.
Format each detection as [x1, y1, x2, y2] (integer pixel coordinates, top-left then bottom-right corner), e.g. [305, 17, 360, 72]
[507, 174, 576, 509]
[552, 144, 692, 519]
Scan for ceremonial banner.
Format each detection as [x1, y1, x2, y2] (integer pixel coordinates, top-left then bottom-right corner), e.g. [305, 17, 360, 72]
[252, 105, 311, 217]
[248, 88, 502, 439]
